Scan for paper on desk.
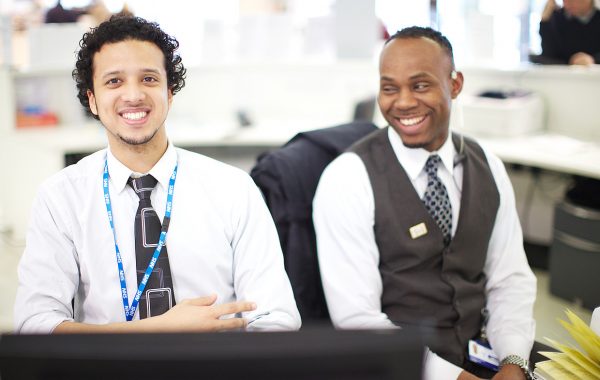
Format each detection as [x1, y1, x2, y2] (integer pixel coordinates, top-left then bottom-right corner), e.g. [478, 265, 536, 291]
[592, 307, 600, 336]
[558, 310, 600, 363]
[537, 310, 600, 380]
[537, 352, 598, 380]
[543, 340, 600, 378]
[536, 353, 597, 380]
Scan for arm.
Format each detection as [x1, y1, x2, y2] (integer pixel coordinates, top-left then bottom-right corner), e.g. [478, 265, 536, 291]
[541, 0, 556, 22]
[14, 188, 80, 334]
[54, 295, 255, 333]
[539, 3, 567, 63]
[229, 174, 301, 331]
[313, 153, 395, 329]
[482, 152, 537, 363]
[492, 365, 527, 380]
[15, 183, 257, 334]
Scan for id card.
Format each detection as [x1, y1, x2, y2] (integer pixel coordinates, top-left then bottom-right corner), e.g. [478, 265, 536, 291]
[468, 339, 499, 372]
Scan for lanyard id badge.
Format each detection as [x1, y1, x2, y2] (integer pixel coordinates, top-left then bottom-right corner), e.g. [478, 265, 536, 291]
[103, 158, 178, 321]
[468, 307, 500, 371]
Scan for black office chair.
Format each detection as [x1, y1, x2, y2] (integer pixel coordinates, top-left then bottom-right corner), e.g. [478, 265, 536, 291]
[250, 121, 378, 325]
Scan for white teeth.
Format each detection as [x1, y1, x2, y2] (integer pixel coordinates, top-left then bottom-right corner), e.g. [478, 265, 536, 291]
[399, 116, 426, 126]
[122, 112, 147, 120]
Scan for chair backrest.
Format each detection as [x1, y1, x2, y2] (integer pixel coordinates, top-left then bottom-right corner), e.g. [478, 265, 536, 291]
[250, 121, 378, 325]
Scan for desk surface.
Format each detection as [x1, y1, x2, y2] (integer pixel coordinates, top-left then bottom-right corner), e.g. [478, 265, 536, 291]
[6, 122, 600, 179]
[475, 133, 600, 180]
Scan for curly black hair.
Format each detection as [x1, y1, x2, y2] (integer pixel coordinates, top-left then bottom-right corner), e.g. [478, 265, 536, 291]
[386, 26, 455, 67]
[72, 15, 186, 119]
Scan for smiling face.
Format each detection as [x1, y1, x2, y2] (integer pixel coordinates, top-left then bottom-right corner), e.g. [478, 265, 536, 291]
[87, 39, 173, 155]
[378, 37, 463, 152]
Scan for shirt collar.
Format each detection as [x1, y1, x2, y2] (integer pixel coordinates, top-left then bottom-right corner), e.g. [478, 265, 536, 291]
[387, 127, 456, 181]
[106, 142, 177, 193]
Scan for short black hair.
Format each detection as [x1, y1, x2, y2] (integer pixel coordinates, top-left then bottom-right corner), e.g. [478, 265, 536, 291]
[72, 15, 186, 119]
[386, 26, 455, 67]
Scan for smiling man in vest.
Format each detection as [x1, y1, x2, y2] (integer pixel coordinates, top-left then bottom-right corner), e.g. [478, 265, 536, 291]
[314, 27, 536, 380]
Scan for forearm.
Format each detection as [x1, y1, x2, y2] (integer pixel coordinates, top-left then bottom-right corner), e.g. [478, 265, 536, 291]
[53, 296, 255, 334]
[541, 0, 556, 22]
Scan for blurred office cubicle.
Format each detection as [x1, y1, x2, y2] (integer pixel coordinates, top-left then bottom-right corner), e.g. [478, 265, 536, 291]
[0, 0, 599, 247]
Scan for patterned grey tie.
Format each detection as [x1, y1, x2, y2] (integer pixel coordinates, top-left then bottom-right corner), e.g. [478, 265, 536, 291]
[128, 175, 176, 318]
[422, 155, 453, 245]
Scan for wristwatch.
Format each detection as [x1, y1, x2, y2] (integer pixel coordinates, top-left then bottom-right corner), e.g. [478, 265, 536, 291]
[500, 355, 534, 380]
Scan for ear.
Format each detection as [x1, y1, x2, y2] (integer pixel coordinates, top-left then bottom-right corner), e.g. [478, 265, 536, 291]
[168, 88, 173, 107]
[87, 89, 98, 116]
[450, 71, 464, 99]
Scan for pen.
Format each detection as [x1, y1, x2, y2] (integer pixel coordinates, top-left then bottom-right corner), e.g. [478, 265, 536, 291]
[248, 311, 271, 324]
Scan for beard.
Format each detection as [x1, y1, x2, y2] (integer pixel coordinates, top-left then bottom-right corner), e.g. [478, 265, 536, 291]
[117, 127, 160, 146]
[402, 140, 428, 149]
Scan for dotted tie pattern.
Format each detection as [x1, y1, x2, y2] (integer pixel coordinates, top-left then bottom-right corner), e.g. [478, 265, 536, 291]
[422, 155, 453, 245]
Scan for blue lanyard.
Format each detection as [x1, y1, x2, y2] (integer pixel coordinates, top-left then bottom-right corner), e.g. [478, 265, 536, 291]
[103, 158, 178, 321]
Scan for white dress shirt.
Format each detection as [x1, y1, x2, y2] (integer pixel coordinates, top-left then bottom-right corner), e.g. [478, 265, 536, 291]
[15, 143, 301, 333]
[313, 127, 536, 380]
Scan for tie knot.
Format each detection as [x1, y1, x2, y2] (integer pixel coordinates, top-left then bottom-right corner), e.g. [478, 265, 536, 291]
[424, 155, 442, 177]
[128, 175, 157, 200]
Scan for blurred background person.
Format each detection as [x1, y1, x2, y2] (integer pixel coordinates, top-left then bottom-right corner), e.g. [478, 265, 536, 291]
[539, 0, 600, 65]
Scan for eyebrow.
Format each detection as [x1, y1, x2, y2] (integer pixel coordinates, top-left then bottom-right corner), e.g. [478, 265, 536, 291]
[409, 72, 434, 80]
[100, 68, 162, 80]
[380, 72, 434, 82]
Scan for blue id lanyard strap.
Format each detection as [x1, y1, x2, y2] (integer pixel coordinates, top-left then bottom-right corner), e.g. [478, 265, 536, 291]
[103, 158, 178, 321]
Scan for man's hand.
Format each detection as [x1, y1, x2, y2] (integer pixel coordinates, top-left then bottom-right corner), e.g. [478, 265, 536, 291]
[152, 294, 257, 332]
[53, 294, 257, 333]
[457, 370, 483, 380]
[491, 364, 527, 380]
[542, 0, 557, 21]
[569, 52, 595, 66]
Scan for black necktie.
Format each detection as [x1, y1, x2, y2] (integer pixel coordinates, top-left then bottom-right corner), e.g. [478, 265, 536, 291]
[422, 155, 453, 246]
[128, 175, 176, 318]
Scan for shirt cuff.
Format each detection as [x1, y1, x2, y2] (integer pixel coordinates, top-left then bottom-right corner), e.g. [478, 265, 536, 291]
[422, 348, 463, 380]
[491, 334, 534, 362]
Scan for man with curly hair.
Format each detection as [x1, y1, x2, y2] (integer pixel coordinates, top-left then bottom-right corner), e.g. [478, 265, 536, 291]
[14, 16, 301, 334]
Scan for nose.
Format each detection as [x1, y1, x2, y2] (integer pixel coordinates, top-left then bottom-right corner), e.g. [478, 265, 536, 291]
[121, 82, 145, 103]
[393, 89, 418, 110]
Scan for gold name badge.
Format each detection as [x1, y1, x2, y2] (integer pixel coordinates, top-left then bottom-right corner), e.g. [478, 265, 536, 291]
[409, 222, 428, 239]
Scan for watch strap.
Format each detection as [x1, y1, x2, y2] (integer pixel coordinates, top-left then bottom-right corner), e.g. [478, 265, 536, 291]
[500, 355, 534, 380]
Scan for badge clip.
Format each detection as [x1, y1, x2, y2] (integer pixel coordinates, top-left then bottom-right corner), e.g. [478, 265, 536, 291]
[409, 222, 428, 239]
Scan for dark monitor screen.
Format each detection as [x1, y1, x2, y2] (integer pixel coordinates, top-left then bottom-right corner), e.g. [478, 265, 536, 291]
[0, 328, 423, 380]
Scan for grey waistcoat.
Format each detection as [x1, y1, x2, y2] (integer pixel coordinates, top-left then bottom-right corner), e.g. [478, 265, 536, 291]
[350, 128, 500, 366]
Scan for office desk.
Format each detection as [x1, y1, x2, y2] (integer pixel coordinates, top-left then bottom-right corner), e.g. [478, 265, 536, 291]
[475, 133, 600, 180]
[2, 118, 599, 242]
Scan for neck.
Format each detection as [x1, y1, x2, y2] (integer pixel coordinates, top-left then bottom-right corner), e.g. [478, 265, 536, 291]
[110, 135, 168, 173]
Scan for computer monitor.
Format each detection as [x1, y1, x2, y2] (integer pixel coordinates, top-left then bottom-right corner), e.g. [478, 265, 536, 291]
[0, 328, 424, 380]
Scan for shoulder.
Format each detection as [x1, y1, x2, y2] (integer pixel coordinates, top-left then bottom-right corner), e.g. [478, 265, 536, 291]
[552, 8, 569, 22]
[349, 127, 387, 154]
[322, 152, 367, 181]
[176, 147, 249, 180]
[40, 150, 106, 195]
[317, 152, 371, 200]
[462, 136, 510, 185]
[174, 147, 256, 194]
